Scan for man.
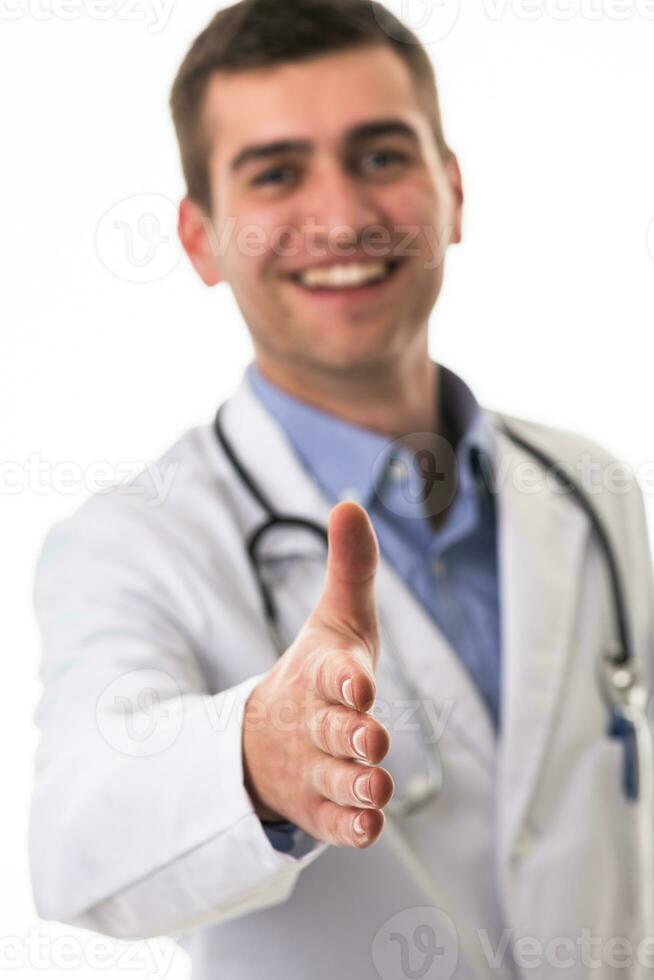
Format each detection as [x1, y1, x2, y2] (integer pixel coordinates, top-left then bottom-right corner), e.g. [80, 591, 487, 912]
[29, 1, 654, 977]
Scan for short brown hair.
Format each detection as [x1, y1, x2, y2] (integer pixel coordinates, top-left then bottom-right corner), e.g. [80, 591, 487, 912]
[169, 0, 451, 215]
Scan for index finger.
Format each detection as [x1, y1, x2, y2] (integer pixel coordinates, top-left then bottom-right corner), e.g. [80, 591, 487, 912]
[309, 644, 377, 713]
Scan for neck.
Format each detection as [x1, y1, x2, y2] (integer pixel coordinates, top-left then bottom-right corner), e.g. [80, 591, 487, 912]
[253, 338, 444, 450]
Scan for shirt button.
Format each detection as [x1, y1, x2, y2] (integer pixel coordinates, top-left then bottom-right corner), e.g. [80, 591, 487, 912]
[339, 487, 361, 503]
[388, 457, 406, 482]
[510, 828, 537, 863]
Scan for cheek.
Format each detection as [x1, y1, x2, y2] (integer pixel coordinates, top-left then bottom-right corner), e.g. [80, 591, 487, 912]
[214, 210, 275, 282]
[382, 182, 454, 269]
[384, 178, 446, 229]
[224, 206, 302, 279]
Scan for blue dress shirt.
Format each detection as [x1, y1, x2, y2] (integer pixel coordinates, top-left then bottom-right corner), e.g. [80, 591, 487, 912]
[245, 361, 501, 853]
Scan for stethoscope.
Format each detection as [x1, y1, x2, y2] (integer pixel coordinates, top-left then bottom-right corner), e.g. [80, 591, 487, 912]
[214, 400, 654, 938]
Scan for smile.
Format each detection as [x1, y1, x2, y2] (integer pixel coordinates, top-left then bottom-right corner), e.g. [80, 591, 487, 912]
[288, 258, 403, 292]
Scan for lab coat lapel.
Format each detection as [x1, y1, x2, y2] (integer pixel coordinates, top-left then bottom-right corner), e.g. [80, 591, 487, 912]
[489, 414, 591, 863]
[218, 376, 497, 770]
[374, 556, 496, 771]
[218, 375, 333, 530]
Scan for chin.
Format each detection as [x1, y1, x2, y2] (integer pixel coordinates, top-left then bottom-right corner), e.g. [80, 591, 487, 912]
[304, 332, 409, 375]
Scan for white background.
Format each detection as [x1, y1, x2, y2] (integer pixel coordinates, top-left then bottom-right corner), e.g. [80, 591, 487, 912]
[2, 0, 654, 976]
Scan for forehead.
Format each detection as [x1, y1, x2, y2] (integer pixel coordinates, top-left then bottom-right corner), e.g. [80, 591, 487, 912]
[203, 45, 429, 175]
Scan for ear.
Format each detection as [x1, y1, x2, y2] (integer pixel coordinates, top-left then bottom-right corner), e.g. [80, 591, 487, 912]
[445, 152, 464, 245]
[178, 196, 223, 286]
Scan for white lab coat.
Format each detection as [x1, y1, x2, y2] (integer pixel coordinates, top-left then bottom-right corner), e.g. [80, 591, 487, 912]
[29, 371, 654, 979]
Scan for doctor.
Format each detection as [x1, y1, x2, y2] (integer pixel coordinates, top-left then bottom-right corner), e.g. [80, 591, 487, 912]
[30, 0, 654, 977]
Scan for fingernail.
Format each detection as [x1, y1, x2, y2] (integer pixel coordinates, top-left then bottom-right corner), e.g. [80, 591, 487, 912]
[354, 773, 373, 805]
[351, 725, 367, 760]
[353, 812, 367, 836]
[341, 678, 355, 708]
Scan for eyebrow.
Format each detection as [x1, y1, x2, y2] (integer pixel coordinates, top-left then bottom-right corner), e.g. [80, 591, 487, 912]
[229, 118, 420, 174]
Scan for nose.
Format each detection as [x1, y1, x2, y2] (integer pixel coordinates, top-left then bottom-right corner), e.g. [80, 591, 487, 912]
[302, 162, 381, 253]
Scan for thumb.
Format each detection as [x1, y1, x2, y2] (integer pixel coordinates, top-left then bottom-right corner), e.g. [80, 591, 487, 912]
[314, 501, 380, 650]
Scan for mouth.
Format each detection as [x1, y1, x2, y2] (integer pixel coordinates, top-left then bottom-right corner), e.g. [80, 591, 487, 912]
[285, 257, 406, 300]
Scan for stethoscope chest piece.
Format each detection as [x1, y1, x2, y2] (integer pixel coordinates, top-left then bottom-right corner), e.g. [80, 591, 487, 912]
[599, 645, 648, 802]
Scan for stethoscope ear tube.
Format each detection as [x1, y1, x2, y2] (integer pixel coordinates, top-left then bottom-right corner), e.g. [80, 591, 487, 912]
[500, 421, 648, 794]
[499, 421, 633, 668]
[247, 515, 328, 635]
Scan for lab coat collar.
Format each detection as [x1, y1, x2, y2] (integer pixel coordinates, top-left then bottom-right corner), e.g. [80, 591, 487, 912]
[216, 375, 591, 860]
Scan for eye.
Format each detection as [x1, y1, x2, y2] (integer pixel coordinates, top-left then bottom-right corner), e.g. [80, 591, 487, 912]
[361, 148, 410, 174]
[251, 165, 296, 188]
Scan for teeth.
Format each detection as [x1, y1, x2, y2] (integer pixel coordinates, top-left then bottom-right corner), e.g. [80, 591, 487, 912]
[297, 261, 391, 289]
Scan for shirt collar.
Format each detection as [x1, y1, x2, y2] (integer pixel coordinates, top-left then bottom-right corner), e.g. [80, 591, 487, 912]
[245, 361, 496, 511]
